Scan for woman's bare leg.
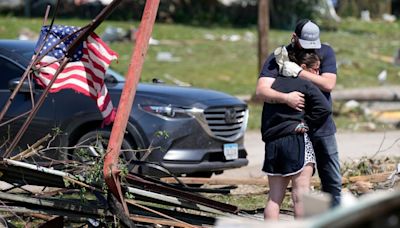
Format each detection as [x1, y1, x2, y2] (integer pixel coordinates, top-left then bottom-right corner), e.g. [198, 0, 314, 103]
[291, 164, 314, 218]
[264, 176, 290, 220]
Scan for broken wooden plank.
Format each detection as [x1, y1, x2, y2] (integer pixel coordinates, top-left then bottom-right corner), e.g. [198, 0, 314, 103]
[126, 199, 197, 228]
[126, 186, 225, 215]
[0, 159, 74, 187]
[160, 177, 268, 186]
[343, 171, 392, 184]
[161, 171, 393, 187]
[129, 215, 203, 228]
[332, 86, 400, 102]
[127, 174, 239, 214]
[0, 192, 106, 216]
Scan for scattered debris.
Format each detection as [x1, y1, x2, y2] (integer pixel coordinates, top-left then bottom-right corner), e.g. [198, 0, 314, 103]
[156, 51, 181, 62]
[101, 26, 131, 43]
[221, 34, 241, 42]
[332, 86, 400, 102]
[342, 100, 360, 113]
[203, 32, 256, 43]
[0, 131, 399, 226]
[368, 52, 394, 64]
[377, 69, 387, 85]
[382, 13, 396, 23]
[361, 10, 371, 22]
[149, 37, 160, 45]
[163, 73, 191, 86]
[351, 180, 374, 194]
[18, 28, 38, 41]
[204, 33, 216, 41]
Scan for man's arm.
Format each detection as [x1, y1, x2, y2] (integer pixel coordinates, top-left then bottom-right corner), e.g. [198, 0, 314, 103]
[298, 71, 337, 92]
[300, 44, 337, 92]
[256, 77, 305, 111]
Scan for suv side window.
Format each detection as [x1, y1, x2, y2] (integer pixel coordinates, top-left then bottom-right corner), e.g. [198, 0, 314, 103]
[0, 56, 24, 90]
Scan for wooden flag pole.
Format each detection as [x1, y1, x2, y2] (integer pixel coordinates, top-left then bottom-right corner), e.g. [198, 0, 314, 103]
[103, 0, 160, 214]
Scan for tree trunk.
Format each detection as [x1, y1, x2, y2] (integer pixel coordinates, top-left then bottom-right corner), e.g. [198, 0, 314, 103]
[257, 0, 269, 73]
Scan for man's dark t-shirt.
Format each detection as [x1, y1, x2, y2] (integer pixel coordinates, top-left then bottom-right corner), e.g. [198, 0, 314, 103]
[259, 44, 337, 137]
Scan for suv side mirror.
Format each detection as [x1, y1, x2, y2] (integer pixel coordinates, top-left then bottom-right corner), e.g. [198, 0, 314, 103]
[8, 78, 34, 93]
[104, 74, 118, 84]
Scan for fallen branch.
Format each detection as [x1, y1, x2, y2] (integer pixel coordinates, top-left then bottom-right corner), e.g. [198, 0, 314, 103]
[11, 134, 51, 161]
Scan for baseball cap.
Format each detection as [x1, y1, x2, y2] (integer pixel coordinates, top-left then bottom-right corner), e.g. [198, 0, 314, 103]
[295, 19, 321, 49]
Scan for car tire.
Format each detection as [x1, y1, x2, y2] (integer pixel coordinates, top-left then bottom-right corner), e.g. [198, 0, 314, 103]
[74, 129, 139, 172]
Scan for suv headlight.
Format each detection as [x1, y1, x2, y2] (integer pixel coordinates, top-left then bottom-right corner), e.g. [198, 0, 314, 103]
[139, 104, 202, 119]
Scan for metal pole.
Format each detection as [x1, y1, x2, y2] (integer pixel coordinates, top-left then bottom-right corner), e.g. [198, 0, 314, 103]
[103, 0, 160, 214]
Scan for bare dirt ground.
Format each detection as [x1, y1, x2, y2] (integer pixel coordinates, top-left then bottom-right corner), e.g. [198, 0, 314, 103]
[214, 130, 400, 179]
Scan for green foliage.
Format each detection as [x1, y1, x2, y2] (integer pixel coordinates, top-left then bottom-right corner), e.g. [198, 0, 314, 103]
[337, 0, 391, 18]
[207, 193, 266, 211]
[247, 103, 263, 130]
[155, 130, 169, 139]
[269, 0, 321, 29]
[0, 16, 398, 130]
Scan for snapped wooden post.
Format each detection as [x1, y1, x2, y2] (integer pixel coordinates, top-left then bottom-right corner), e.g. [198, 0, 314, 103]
[103, 0, 160, 214]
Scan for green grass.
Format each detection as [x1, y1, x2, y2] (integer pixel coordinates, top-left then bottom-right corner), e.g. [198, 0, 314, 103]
[207, 193, 267, 211]
[1, 16, 399, 130]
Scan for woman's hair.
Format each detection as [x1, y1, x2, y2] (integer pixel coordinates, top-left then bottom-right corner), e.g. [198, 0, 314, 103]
[288, 49, 320, 69]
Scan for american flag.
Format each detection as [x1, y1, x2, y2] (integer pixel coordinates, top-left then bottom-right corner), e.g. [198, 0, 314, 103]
[33, 25, 118, 125]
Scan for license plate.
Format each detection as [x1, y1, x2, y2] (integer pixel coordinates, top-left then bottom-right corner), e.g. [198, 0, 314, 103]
[223, 143, 238, 160]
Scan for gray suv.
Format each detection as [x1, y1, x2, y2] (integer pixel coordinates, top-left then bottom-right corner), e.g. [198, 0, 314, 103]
[0, 40, 249, 177]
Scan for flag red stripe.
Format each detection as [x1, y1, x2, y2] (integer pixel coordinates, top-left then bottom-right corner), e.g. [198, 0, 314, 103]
[34, 30, 117, 124]
[89, 33, 118, 59]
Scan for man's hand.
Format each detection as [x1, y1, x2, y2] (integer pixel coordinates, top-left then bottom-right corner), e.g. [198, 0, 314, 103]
[274, 46, 289, 74]
[282, 61, 302, 77]
[286, 91, 305, 111]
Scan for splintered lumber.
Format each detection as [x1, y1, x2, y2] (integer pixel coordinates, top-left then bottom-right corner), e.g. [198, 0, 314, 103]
[126, 187, 225, 215]
[127, 202, 216, 226]
[161, 171, 393, 187]
[126, 199, 197, 228]
[343, 171, 393, 184]
[10, 134, 51, 160]
[126, 174, 238, 214]
[160, 177, 268, 186]
[130, 215, 202, 228]
[0, 206, 103, 222]
[0, 192, 105, 216]
[0, 158, 78, 187]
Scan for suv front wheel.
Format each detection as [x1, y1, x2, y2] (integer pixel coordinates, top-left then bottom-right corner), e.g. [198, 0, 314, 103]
[74, 129, 139, 171]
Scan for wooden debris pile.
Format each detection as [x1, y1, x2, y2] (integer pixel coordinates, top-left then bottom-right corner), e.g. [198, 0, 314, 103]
[0, 133, 399, 227]
[0, 155, 262, 227]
